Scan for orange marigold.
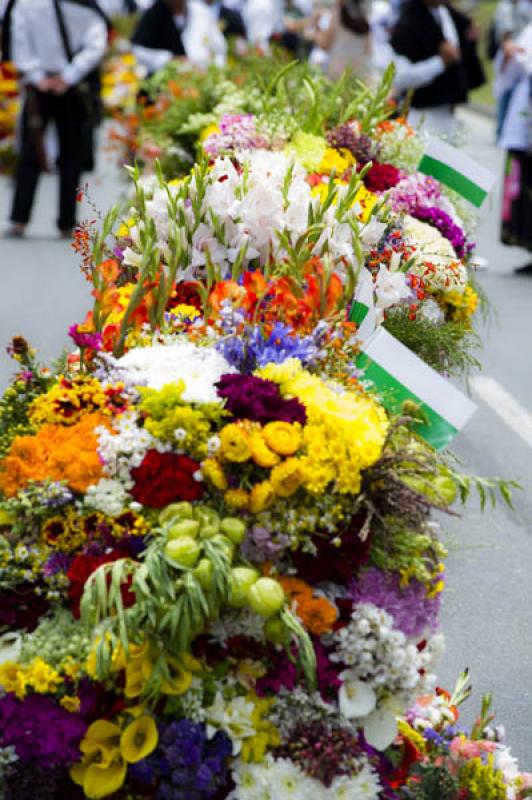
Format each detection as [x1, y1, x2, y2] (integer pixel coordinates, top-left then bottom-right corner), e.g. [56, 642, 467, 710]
[0, 412, 108, 498]
[278, 576, 338, 636]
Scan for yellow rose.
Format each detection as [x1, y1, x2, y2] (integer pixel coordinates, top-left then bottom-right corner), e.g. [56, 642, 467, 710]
[263, 421, 302, 456]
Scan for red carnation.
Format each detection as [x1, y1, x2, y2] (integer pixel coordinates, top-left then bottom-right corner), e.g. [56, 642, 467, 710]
[362, 161, 401, 192]
[130, 450, 204, 509]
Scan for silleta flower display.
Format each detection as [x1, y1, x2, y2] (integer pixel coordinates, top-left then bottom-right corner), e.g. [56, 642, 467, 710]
[0, 59, 528, 800]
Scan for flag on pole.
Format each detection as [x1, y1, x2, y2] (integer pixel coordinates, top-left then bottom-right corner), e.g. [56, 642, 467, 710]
[349, 267, 376, 343]
[418, 138, 496, 208]
[356, 328, 477, 450]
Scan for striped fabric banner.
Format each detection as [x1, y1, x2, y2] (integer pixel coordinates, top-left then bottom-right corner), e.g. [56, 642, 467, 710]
[418, 139, 496, 208]
[356, 329, 477, 450]
[349, 267, 376, 343]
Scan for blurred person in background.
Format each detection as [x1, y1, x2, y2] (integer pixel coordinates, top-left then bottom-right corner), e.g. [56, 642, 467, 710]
[495, 20, 532, 273]
[132, 0, 240, 73]
[490, 0, 532, 135]
[97, 0, 137, 14]
[317, 0, 372, 81]
[389, 0, 485, 138]
[244, 0, 284, 49]
[3, 0, 108, 238]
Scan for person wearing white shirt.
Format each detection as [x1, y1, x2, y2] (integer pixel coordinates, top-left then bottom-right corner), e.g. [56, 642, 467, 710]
[4, 0, 108, 237]
[389, 0, 485, 138]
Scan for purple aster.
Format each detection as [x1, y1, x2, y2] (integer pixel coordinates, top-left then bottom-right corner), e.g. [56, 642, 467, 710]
[43, 551, 72, 577]
[348, 568, 441, 638]
[216, 373, 307, 425]
[0, 694, 87, 769]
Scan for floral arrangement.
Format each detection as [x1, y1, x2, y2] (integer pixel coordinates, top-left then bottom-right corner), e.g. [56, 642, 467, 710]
[0, 63, 19, 175]
[101, 50, 147, 117]
[0, 58, 526, 800]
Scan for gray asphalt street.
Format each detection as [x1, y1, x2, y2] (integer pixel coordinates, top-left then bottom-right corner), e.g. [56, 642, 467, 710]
[0, 110, 531, 762]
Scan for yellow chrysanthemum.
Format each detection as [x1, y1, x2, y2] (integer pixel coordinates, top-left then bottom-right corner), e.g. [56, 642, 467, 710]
[224, 488, 250, 510]
[249, 431, 280, 469]
[0, 661, 27, 699]
[240, 695, 281, 763]
[262, 421, 301, 456]
[249, 480, 276, 514]
[219, 423, 252, 463]
[201, 458, 229, 491]
[318, 146, 355, 175]
[25, 657, 62, 693]
[258, 360, 388, 495]
[269, 457, 305, 498]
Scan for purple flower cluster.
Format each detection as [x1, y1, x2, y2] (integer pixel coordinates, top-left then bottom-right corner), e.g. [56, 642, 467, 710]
[216, 374, 307, 425]
[130, 719, 232, 800]
[203, 114, 268, 156]
[217, 322, 322, 374]
[412, 205, 473, 260]
[0, 694, 87, 769]
[389, 173, 443, 213]
[348, 568, 441, 638]
[240, 525, 291, 565]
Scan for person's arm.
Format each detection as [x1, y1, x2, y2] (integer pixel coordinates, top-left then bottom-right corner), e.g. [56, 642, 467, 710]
[131, 43, 174, 72]
[10, 3, 46, 85]
[61, 15, 108, 86]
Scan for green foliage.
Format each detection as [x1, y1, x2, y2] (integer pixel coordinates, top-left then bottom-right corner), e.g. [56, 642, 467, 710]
[403, 764, 460, 799]
[383, 308, 482, 377]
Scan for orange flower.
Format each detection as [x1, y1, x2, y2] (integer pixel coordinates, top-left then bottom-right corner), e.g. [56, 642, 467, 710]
[278, 576, 338, 636]
[0, 413, 108, 497]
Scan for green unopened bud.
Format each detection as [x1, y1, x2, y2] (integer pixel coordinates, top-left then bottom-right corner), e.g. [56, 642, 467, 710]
[199, 522, 220, 540]
[159, 502, 194, 525]
[193, 558, 214, 590]
[194, 506, 220, 526]
[220, 517, 247, 544]
[167, 519, 201, 540]
[247, 577, 285, 617]
[164, 536, 201, 568]
[264, 617, 291, 646]
[229, 566, 260, 607]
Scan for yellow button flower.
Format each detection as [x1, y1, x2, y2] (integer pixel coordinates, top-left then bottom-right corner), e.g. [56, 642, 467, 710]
[220, 423, 252, 463]
[270, 458, 305, 498]
[249, 480, 276, 514]
[249, 432, 280, 469]
[262, 421, 301, 456]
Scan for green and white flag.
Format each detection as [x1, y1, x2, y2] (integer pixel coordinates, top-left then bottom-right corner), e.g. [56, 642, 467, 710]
[418, 138, 496, 208]
[349, 267, 376, 343]
[356, 328, 476, 449]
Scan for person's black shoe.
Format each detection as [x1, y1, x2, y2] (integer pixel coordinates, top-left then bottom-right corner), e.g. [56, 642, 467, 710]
[514, 262, 532, 275]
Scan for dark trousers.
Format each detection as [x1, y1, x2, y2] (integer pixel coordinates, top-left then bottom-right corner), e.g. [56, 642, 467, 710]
[10, 87, 88, 232]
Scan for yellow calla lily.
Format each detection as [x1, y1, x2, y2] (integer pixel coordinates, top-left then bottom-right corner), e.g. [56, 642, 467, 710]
[81, 757, 127, 800]
[80, 720, 122, 767]
[120, 716, 158, 764]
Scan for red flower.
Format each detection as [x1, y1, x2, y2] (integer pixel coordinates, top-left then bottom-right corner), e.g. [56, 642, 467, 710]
[67, 550, 135, 618]
[362, 161, 401, 192]
[130, 450, 204, 509]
